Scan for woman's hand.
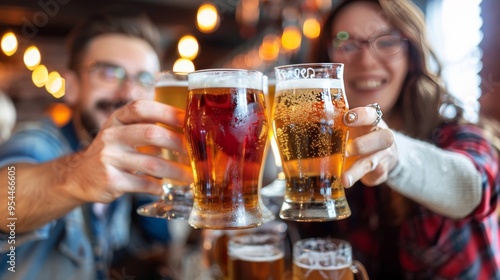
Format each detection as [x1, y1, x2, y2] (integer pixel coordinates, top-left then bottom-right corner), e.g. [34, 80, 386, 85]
[342, 104, 398, 188]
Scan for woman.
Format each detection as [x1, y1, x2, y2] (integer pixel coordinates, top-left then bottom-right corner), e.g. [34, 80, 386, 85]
[301, 0, 500, 278]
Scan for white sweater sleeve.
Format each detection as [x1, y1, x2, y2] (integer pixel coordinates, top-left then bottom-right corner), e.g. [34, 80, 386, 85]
[386, 132, 482, 219]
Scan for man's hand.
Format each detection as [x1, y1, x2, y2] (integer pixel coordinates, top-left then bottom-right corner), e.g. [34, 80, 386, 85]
[64, 99, 193, 203]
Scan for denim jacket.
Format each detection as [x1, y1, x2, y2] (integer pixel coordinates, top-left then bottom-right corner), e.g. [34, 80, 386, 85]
[0, 118, 153, 280]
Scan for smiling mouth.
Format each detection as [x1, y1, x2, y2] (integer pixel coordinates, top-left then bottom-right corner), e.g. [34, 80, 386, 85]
[352, 79, 386, 90]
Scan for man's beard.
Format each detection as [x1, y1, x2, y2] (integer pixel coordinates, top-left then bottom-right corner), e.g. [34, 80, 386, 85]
[80, 110, 100, 139]
[80, 99, 130, 139]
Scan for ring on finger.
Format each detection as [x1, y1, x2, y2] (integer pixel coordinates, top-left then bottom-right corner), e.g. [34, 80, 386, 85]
[367, 103, 383, 126]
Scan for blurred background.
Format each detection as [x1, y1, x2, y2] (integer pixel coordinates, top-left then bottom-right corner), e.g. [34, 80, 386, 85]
[0, 0, 498, 125]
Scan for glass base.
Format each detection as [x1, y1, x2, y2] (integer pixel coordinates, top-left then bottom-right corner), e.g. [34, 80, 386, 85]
[188, 206, 263, 230]
[136, 201, 192, 219]
[279, 198, 351, 222]
[136, 184, 193, 220]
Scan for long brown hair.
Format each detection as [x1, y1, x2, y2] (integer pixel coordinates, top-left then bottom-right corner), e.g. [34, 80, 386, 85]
[310, 0, 464, 140]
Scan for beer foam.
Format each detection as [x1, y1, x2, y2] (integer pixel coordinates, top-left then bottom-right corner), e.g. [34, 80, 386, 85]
[229, 245, 284, 262]
[276, 78, 343, 91]
[294, 255, 350, 270]
[156, 80, 188, 87]
[188, 69, 263, 90]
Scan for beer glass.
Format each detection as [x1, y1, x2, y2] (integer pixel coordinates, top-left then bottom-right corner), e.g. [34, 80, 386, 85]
[261, 75, 286, 199]
[185, 69, 268, 229]
[293, 238, 369, 280]
[273, 63, 351, 221]
[228, 231, 286, 280]
[137, 71, 193, 219]
[203, 220, 288, 279]
[258, 75, 278, 222]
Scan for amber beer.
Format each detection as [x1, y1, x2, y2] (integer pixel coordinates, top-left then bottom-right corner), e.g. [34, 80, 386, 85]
[185, 69, 268, 229]
[273, 77, 350, 221]
[293, 256, 353, 280]
[155, 74, 189, 185]
[264, 77, 281, 165]
[292, 238, 368, 280]
[228, 233, 285, 280]
[155, 79, 188, 110]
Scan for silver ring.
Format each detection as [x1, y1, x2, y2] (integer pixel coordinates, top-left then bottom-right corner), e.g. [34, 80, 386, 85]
[367, 103, 383, 126]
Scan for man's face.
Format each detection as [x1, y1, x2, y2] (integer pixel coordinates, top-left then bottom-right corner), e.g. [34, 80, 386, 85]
[74, 34, 160, 136]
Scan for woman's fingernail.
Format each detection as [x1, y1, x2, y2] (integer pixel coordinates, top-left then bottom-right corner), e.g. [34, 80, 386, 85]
[344, 112, 358, 124]
[345, 174, 353, 188]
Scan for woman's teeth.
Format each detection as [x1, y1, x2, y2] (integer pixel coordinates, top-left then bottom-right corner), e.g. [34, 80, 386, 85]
[354, 80, 383, 89]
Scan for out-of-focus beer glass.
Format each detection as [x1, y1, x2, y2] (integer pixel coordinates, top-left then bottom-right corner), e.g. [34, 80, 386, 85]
[273, 63, 351, 221]
[185, 69, 268, 229]
[258, 75, 277, 223]
[228, 230, 286, 280]
[202, 220, 288, 279]
[261, 75, 287, 200]
[137, 71, 193, 219]
[293, 238, 369, 280]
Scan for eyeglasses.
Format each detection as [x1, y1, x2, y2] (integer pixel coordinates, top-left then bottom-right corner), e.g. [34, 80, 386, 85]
[330, 32, 407, 59]
[86, 61, 156, 90]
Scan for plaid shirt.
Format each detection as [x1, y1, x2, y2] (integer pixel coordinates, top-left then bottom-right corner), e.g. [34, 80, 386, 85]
[403, 123, 500, 279]
[301, 123, 500, 279]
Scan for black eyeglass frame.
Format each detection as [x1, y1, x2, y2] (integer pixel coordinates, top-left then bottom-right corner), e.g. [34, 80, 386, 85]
[329, 31, 408, 60]
[85, 61, 156, 90]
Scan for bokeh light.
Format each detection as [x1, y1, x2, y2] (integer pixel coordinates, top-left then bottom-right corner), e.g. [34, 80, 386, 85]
[303, 17, 321, 39]
[196, 3, 219, 33]
[281, 26, 302, 51]
[173, 58, 195, 74]
[178, 35, 199, 60]
[45, 71, 63, 95]
[1, 32, 18, 56]
[46, 103, 72, 126]
[24, 46, 41, 70]
[32, 64, 49, 87]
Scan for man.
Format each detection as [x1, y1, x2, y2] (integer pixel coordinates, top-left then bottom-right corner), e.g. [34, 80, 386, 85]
[0, 10, 192, 280]
[0, 91, 16, 144]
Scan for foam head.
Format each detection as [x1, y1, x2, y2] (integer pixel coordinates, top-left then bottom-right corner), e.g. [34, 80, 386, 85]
[276, 78, 343, 91]
[188, 69, 263, 90]
[156, 80, 188, 87]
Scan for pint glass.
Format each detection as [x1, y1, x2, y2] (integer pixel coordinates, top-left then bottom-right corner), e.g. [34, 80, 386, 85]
[137, 71, 193, 219]
[228, 231, 286, 280]
[293, 238, 369, 280]
[273, 63, 351, 221]
[185, 69, 268, 229]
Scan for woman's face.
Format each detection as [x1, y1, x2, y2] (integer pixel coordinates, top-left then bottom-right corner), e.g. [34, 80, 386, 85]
[330, 1, 409, 117]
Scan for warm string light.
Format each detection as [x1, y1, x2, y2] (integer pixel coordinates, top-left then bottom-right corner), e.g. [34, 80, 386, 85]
[196, 3, 219, 33]
[23, 46, 41, 70]
[46, 103, 72, 126]
[281, 26, 302, 51]
[1, 32, 18, 56]
[173, 58, 195, 73]
[173, 35, 198, 73]
[178, 35, 199, 60]
[216, 0, 328, 69]
[302, 15, 321, 39]
[259, 34, 281, 61]
[2, 31, 65, 98]
[5, 1, 328, 87]
[32, 64, 48, 87]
